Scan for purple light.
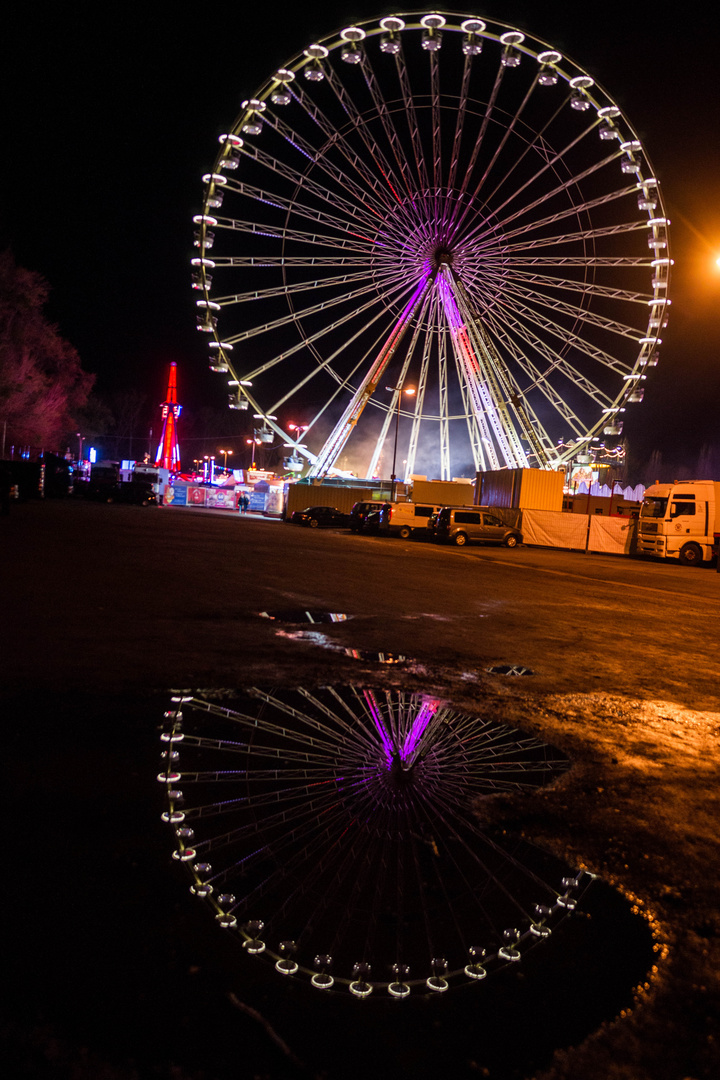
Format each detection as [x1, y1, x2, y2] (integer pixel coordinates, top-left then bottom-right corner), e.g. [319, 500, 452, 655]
[400, 699, 439, 762]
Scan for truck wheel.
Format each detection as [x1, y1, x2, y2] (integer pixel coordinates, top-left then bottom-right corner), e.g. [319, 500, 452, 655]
[679, 541, 703, 566]
[398, 526, 411, 540]
[453, 532, 468, 547]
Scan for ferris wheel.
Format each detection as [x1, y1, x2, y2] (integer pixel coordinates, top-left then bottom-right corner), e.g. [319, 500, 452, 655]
[159, 689, 592, 996]
[192, 13, 670, 481]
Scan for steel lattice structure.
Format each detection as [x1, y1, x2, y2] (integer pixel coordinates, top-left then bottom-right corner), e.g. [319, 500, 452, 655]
[159, 689, 593, 996]
[192, 12, 670, 480]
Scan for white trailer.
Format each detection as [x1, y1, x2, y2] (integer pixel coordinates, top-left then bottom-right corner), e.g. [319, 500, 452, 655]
[638, 480, 720, 565]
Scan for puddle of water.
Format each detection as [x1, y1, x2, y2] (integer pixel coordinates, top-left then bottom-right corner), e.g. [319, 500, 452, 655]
[487, 664, 536, 676]
[275, 630, 408, 664]
[342, 648, 407, 664]
[159, 687, 584, 996]
[259, 609, 351, 623]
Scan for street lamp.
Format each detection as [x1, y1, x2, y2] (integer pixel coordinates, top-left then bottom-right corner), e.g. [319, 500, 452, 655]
[218, 448, 233, 471]
[246, 438, 259, 470]
[386, 385, 416, 502]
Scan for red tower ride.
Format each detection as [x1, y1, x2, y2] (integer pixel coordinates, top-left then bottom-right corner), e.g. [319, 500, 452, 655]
[155, 362, 182, 471]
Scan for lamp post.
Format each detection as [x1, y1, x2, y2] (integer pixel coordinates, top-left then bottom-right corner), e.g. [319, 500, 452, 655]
[218, 448, 233, 472]
[386, 385, 415, 502]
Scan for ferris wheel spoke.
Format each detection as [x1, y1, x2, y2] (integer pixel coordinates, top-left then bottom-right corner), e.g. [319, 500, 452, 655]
[488, 286, 633, 379]
[222, 277, 387, 342]
[445, 313, 503, 470]
[309, 270, 436, 477]
[411, 793, 535, 932]
[440, 271, 525, 468]
[474, 149, 629, 256]
[258, 276, 424, 419]
[454, 61, 506, 207]
[222, 177, 381, 247]
[452, 277, 538, 467]
[391, 47, 431, 194]
[194, 786, 346, 854]
[256, 302, 409, 441]
[294, 687, 384, 754]
[211, 255, 373, 268]
[246, 687, 382, 758]
[485, 336, 589, 442]
[232, 273, 411, 372]
[492, 218, 649, 257]
[236, 142, 390, 236]
[482, 302, 615, 420]
[499, 275, 646, 339]
[365, 292, 432, 478]
[446, 51, 473, 193]
[503, 268, 653, 306]
[211, 267, 375, 306]
[185, 696, 360, 755]
[437, 301, 452, 479]
[429, 50, 442, 197]
[214, 215, 373, 255]
[492, 182, 640, 248]
[405, 309, 436, 478]
[479, 120, 607, 231]
[502, 255, 650, 268]
[468, 74, 545, 216]
[453, 354, 487, 472]
[312, 62, 409, 205]
[354, 51, 419, 202]
[264, 101, 397, 217]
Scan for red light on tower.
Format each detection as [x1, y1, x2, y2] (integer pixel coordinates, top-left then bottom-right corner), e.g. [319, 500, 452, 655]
[155, 363, 182, 471]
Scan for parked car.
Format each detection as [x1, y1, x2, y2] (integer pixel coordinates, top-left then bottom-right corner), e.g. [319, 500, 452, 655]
[349, 500, 381, 532]
[426, 504, 478, 540]
[434, 507, 522, 548]
[290, 505, 348, 528]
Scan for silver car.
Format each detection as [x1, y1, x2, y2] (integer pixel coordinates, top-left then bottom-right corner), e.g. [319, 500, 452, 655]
[434, 506, 522, 548]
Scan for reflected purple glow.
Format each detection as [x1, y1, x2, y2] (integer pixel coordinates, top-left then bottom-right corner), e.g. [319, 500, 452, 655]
[362, 691, 441, 768]
[400, 699, 439, 762]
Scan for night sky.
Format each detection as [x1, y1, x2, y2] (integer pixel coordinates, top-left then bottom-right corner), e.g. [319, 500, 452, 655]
[3, 1, 719, 470]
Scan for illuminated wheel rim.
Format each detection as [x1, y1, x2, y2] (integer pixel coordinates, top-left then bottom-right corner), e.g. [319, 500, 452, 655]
[159, 689, 593, 996]
[193, 14, 670, 480]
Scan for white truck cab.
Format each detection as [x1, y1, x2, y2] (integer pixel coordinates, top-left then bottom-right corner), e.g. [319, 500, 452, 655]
[638, 480, 720, 565]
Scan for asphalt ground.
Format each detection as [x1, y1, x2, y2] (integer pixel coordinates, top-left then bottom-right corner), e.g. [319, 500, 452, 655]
[3, 499, 720, 1080]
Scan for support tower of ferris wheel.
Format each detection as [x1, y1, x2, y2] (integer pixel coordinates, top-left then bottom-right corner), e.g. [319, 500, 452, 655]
[192, 13, 670, 481]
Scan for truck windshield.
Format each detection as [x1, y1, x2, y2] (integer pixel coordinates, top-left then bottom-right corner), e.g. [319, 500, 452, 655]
[641, 496, 668, 519]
